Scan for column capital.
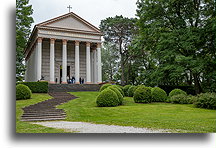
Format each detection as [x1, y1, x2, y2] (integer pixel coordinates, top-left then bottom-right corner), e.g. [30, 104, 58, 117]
[75, 41, 80, 46]
[62, 39, 68, 45]
[50, 38, 56, 44]
[97, 42, 101, 48]
[37, 37, 43, 43]
[86, 42, 91, 47]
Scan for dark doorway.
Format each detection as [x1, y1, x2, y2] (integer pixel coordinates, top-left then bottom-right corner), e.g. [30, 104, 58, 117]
[60, 65, 62, 84]
[67, 66, 70, 79]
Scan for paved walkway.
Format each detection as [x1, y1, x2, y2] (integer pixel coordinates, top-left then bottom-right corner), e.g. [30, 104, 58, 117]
[21, 92, 77, 121]
[32, 121, 168, 133]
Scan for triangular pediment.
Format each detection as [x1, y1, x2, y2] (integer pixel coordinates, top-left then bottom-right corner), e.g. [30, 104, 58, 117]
[37, 12, 101, 33]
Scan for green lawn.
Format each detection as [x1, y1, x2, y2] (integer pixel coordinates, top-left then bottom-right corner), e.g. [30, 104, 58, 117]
[58, 92, 216, 133]
[16, 93, 71, 133]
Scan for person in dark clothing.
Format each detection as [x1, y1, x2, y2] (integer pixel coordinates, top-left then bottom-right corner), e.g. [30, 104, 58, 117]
[82, 78, 84, 84]
[79, 77, 82, 84]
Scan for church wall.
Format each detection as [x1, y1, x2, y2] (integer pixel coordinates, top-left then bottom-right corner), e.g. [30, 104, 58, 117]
[25, 45, 37, 82]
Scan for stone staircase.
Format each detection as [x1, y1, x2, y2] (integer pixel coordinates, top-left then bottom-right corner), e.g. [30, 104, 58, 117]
[48, 84, 101, 92]
[21, 92, 77, 122]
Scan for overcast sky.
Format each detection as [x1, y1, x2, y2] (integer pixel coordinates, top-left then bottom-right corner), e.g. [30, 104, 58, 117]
[29, 0, 138, 30]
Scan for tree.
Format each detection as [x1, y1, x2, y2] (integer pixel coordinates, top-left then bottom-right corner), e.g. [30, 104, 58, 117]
[100, 15, 137, 85]
[101, 42, 119, 82]
[136, 0, 215, 93]
[16, 0, 33, 81]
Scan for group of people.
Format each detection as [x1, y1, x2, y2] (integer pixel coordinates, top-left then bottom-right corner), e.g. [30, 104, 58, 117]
[56, 76, 85, 84]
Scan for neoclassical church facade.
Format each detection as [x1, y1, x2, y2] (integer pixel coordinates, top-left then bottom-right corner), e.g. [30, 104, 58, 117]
[24, 12, 102, 84]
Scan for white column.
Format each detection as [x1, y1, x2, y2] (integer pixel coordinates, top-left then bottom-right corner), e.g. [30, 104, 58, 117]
[75, 41, 80, 84]
[62, 39, 67, 84]
[93, 49, 97, 83]
[97, 43, 102, 83]
[86, 42, 91, 83]
[36, 37, 42, 81]
[49, 38, 55, 83]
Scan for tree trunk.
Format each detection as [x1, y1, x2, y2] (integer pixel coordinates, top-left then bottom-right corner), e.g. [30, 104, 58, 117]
[121, 54, 125, 85]
[193, 73, 202, 94]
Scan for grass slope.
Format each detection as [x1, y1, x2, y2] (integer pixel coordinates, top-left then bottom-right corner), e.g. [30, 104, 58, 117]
[16, 93, 70, 133]
[58, 92, 216, 133]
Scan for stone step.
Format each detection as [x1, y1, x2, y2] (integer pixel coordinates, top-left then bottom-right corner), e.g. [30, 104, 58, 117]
[22, 113, 66, 117]
[21, 117, 66, 122]
[21, 115, 66, 119]
[48, 84, 101, 92]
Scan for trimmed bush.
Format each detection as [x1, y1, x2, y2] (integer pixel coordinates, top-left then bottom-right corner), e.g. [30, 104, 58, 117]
[133, 86, 152, 103]
[151, 87, 167, 102]
[123, 85, 132, 97]
[128, 86, 138, 97]
[99, 84, 112, 92]
[169, 89, 187, 97]
[16, 84, 32, 100]
[194, 93, 216, 110]
[170, 94, 188, 104]
[109, 85, 124, 97]
[96, 89, 119, 107]
[108, 86, 123, 105]
[16, 81, 48, 93]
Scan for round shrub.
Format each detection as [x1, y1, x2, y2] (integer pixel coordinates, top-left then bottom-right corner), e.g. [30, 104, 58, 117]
[96, 89, 119, 107]
[108, 86, 123, 105]
[133, 86, 152, 103]
[151, 87, 167, 102]
[123, 85, 132, 97]
[128, 86, 138, 97]
[116, 85, 123, 91]
[109, 85, 124, 97]
[169, 89, 187, 97]
[194, 93, 216, 110]
[16, 84, 32, 100]
[99, 84, 112, 92]
[170, 94, 188, 104]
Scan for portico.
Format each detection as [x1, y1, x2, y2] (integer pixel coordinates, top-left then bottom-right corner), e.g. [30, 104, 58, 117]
[24, 12, 102, 84]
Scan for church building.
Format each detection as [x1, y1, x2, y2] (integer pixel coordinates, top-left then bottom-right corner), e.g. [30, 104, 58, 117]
[24, 12, 102, 84]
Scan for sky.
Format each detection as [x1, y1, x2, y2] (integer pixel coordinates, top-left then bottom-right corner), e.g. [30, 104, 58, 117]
[29, 0, 138, 30]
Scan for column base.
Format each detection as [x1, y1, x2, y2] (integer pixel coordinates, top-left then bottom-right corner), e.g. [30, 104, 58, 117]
[61, 81, 68, 84]
[85, 82, 92, 84]
[49, 81, 56, 84]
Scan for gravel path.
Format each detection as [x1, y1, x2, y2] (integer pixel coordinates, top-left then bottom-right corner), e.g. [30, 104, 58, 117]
[32, 121, 169, 133]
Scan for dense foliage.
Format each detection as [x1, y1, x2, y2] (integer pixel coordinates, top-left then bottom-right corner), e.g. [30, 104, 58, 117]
[16, 81, 48, 93]
[16, 0, 33, 81]
[169, 89, 187, 97]
[123, 85, 132, 97]
[194, 93, 216, 110]
[169, 94, 191, 104]
[108, 86, 123, 105]
[96, 89, 119, 107]
[16, 84, 32, 100]
[99, 84, 112, 92]
[133, 86, 152, 103]
[134, 0, 216, 94]
[151, 87, 167, 102]
[110, 85, 125, 97]
[128, 86, 137, 97]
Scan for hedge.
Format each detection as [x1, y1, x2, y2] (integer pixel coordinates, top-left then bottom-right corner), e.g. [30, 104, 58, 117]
[169, 89, 187, 97]
[194, 93, 216, 110]
[16, 84, 32, 100]
[134, 86, 152, 103]
[16, 81, 48, 93]
[151, 87, 167, 102]
[158, 85, 196, 95]
[108, 86, 123, 105]
[99, 84, 112, 92]
[123, 85, 132, 97]
[96, 89, 119, 107]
